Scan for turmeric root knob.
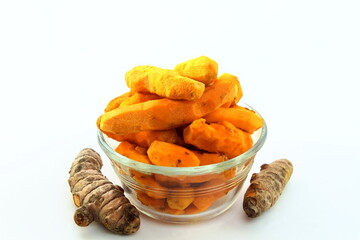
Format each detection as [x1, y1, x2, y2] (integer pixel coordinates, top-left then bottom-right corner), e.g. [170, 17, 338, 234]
[68, 148, 140, 234]
[243, 159, 293, 218]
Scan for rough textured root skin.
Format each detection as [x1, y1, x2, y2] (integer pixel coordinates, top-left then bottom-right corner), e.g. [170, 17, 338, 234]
[125, 65, 205, 100]
[174, 56, 218, 86]
[243, 159, 293, 218]
[68, 148, 140, 234]
[74, 206, 94, 226]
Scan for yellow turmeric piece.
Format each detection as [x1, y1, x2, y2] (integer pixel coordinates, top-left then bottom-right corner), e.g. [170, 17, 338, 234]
[98, 114, 183, 146]
[147, 141, 200, 167]
[184, 119, 253, 159]
[174, 56, 218, 86]
[104, 92, 131, 112]
[112, 129, 182, 148]
[166, 187, 194, 210]
[120, 92, 161, 107]
[192, 150, 228, 166]
[184, 204, 202, 215]
[192, 178, 227, 211]
[243, 159, 293, 218]
[136, 191, 165, 210]
[162, 202, 185, 215]
[125, 65, 205, 100]
[99, 76, 240, 135]
[132, 174, 168, 199]
[115, 141, 151, 164]
[203, 106, 264, 134]
[217, 73, 243, 103]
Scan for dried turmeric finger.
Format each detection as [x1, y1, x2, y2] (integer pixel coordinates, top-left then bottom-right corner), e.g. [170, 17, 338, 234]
[203, 106, 264, 134]
[192, 150, 228, 166]
[217, 73, 243, 103]
[125, 65, 205, 100]
[132, 174, 168, 199]
[174, 56, 218, 86]
[104, 92, 131, 112]
[166, 187, 194, 210]
[147, 141, 200, 167]
[68, 148, 140, 234]
[243, 159, 293, 218]
[115, 141, 151, 164]
[100, 76, 240, 135]
[183, 119, 253, 159]
[120, 92, 161, 107]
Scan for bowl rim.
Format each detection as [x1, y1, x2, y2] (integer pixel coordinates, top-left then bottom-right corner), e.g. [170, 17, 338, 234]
[97, 102, 267, 176]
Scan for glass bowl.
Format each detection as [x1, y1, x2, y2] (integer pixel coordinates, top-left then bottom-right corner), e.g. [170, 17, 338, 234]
[97, 102, 267, 223]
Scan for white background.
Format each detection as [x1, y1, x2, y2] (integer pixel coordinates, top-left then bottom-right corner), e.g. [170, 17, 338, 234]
[1, 0, 360, 239]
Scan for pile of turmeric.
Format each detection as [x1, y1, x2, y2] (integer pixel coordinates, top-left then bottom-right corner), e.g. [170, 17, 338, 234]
[96, 56, 265, 215]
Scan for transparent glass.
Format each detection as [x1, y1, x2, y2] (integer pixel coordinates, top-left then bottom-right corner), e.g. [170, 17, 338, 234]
[97, 102, 267, 223]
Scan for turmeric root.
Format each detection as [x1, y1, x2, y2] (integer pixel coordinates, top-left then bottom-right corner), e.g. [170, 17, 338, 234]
[125, 65, 205, 100]
[217, 73, 243, 103]
[120, 92, 161, 107]
[99, 76, 240, 135]
[68, 148, 140, 234]
[136, 191, 166, 210]
[192, 178, 227, 211]
[147, 141, 200, 167]
[192, 150, 228, 166]
[166, 187, 194, 210]
[243, 159, 293, 218]
[183, 119, 253, 158]
[203, 106, 264, 134]
[112, 129, 182, 148]
[104, 92, 131, 112]
[115, 141, 151, 164]
[132, 174, 168, 199]
[174, 56, 218, 86]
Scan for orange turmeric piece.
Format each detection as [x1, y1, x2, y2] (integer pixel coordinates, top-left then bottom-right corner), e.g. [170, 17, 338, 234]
[192, 150, 228, 166]
[162, 202, 185, 215]
[115, 141, 151, 164]
[120, 92, 161, 107]
[166, 187, 194, 210]
[136, 191, 166, 210]
[203, 106, 264, 134]
[99, 76, 240, 135]
[104, 92, 130, 112]
[125, 65, 205, 100]
[184, 204, 202, 215]
[183, 119, 253, 159]
[147, 141, 200, 167]
[217, 73, 243, 103]
[112, 129, 182, 148]
[174, 56, 218, 86]
[98, 115, 182, 146]
[192, 178, 227, 211]
[132, 174, 168, 199]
